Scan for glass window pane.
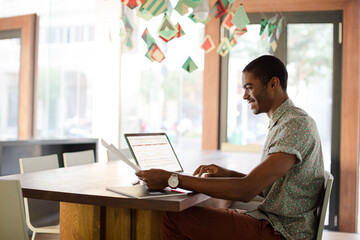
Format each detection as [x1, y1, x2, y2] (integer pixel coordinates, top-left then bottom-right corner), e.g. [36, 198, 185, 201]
[120, 10, 204, 150]
[287, 22, 333, 227]
[287, 23, 333, 172]
[1, 0, 97, 139]
[0, 37, 20, 139]
[227, 24, 268, 145]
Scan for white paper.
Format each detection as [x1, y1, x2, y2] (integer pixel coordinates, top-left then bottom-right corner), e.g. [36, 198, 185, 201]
[101, 138, 141, 172]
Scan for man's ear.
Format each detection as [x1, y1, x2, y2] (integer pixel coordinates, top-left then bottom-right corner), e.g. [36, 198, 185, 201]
[269, 77, 280, 89]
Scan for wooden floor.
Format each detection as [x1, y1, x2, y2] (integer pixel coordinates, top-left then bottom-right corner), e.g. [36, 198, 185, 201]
[31, 231, 360, 240]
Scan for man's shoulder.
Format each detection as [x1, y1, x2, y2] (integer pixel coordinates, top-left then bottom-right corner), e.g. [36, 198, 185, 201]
[283, 105, 315, 125]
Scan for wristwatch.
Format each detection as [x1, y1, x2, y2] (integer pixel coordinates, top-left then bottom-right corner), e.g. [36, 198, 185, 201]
[168, 173, 179, 189]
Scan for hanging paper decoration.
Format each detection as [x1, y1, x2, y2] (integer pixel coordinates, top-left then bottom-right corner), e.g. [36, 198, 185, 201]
[146, 44, 165, 63]
[228, 31, 237, 47]
[141, 0, 167, 17]
[121, 0, 144, 9]
[267, 36, 277, 54]
[159, 22, 185, 42]
[221, 0, 233, 12]
[182, 57, 198, 73]
[142, 28, 156, 47]
[267, 23, 277, 37]
[276, 17, 284, 40]
[188, 14, 211, 24]
[201, 35, 215, 53]
[174, 0, 190, 16]
[233, 27, 247, 37]
[209, 0, 227, 19]
[142, 28, 165, 62]
[217, 37, 232, 57]
[231, 4, 250, 30]
[123, 15, 134, 51]
[259, 19, 268, 35]
[222, 12, 234, 30]
[119, 19, 126, 42]
[158, 14, 178, 41]
[268, 14, 278, 24]
[125, 33, 134, 50]
[258, 14, 285, 54]
[183, 0, 203, 8]
[175, 23, 185, 38]
[166, 0, 173, 16]
[137, 8, 154, 21]
[124, 15, 134, 33]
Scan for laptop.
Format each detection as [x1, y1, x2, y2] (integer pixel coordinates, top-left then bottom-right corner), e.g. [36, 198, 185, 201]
[124, 132, 186, 173]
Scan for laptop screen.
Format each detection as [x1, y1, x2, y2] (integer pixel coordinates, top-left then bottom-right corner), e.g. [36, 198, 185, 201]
[124, 133, 184, 172]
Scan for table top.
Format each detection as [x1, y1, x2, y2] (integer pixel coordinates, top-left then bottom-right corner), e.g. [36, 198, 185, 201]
[0, 150, 261, 212]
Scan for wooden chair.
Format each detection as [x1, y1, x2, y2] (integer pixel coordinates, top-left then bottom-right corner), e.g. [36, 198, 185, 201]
[19, 154, 60, 240]
[316, 171, 334, 240]
[63, 149, 95, 167]
[0, 179, 28, 240]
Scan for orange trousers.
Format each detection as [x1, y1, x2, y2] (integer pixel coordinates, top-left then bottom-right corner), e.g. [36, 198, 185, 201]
[161, 207, 285, 240]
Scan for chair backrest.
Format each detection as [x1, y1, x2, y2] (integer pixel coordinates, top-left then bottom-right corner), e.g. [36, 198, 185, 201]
[0, 180, 28, 240]
[19, 154, 60, 229]
[316, 171, 334, 240]
[19, 154, 59, 173]
[63, 149, 95, 167]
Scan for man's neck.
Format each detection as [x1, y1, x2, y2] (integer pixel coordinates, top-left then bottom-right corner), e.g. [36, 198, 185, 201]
[266, 95, 289, 118]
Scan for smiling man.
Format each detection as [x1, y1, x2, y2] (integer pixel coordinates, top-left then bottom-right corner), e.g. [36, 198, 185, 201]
[136, 55, 325, 240]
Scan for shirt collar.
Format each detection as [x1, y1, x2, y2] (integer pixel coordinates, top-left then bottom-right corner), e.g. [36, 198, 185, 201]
[268, 98, 293, 129]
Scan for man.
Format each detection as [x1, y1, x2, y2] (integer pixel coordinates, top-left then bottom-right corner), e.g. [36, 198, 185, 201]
[136, 55, 325, 240]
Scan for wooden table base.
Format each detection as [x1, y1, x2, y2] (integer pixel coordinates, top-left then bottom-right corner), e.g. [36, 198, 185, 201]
[60, 202, 162, 240]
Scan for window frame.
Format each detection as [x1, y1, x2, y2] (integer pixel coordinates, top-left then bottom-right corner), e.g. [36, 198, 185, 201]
[0, 14, 39, 140]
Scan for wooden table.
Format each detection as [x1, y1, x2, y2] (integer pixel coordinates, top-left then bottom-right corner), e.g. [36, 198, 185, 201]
[0, 150, 261, 240]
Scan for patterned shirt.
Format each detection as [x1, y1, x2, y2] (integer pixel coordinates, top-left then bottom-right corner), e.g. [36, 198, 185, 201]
[246, 99, 325, 240]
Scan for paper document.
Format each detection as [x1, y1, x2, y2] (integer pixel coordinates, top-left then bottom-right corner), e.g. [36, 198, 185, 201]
[101, 138, 141, 172]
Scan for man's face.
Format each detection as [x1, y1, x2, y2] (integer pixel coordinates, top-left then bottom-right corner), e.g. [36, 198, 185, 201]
[242, 71, 272, 115]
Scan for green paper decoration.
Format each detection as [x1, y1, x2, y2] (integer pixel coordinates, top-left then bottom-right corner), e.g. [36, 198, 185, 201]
[137, 8, 153, 21]
[182, 57, 198, 73]
[157, 15, 178, 41]
[174, 0, 190, 16]
[142, 28, 156, 47]
[231, 4, 250, 30]
[183, 0, 203, 8]
[259, 19, 268, 35]
[141, 0, 167, 17]
[217, 37, 232, 57]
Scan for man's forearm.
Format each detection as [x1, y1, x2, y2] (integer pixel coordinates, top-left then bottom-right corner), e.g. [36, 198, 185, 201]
[177, 175, 256, 202]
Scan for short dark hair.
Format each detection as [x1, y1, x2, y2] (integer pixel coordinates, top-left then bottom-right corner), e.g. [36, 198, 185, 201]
[242, 55, 288, 90]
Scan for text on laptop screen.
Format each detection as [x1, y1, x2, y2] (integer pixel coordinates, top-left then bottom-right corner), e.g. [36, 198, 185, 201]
[126, 134, 182, 172]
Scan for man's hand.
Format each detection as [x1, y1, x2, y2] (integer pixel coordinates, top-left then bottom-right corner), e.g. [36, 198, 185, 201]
[193, 164, 233, 177]
[135, 169, 171, 190]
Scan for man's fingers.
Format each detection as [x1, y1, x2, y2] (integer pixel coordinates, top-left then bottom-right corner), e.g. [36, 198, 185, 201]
[193, 165, 205, 176]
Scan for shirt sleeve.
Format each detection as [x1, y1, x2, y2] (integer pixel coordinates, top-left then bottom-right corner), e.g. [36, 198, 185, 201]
[268, 117, 315, 165]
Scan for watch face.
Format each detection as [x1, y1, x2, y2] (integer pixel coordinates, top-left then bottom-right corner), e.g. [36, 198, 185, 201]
[168, 174, 179, 188]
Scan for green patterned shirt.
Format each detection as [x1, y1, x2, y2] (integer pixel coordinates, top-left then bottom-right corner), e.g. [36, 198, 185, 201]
[246, 99, 325, 240]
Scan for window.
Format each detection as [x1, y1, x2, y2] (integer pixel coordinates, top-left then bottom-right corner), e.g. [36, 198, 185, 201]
[0, 34, 20, 139]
